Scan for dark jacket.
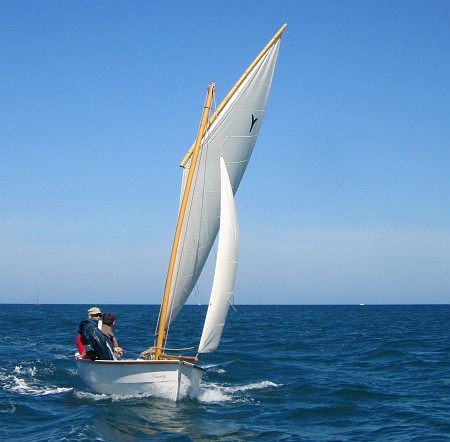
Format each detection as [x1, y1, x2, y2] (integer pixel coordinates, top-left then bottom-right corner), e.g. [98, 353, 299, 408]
[78, 319, 113, 361]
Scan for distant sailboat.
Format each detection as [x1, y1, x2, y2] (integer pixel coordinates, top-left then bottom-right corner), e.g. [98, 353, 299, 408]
[77, 24, 287, 401]
[35, 293, 42, 306]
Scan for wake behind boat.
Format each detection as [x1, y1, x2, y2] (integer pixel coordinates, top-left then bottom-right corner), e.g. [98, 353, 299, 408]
[77, 24, 286, 401]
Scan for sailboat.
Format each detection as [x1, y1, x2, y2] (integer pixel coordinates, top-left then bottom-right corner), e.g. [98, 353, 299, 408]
[77, 24, 286, 401]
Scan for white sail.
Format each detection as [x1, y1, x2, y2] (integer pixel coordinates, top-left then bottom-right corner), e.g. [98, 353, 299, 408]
[163, 37, 282, 331]
[198, 156, 239, 353]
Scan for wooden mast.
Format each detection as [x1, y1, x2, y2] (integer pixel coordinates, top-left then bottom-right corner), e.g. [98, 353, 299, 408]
[154, 83, 216, 360]
[180, 23, 287, 168]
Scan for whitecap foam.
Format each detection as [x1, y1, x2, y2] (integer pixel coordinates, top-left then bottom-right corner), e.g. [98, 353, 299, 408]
[73, 390, 111, 401]
[3, 367, 73, 397]
[74, 389, 161, 402]
[13, 365, 36, 376]
[205, 367, 226, 374]
[222, 380, 280, 394]
[196, 380, 279, 403]
[6, 375, 72, 396]
[197, 386, 233, 403]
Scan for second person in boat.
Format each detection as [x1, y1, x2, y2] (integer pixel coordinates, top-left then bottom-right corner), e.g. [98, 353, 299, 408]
[102, 313, 123, 359]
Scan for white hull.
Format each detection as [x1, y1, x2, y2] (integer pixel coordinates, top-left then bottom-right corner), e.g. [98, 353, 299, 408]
[77, 359, 204, 401]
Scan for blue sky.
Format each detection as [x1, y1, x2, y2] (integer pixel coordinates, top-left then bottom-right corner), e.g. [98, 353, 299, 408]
[1, 1, 449, 305]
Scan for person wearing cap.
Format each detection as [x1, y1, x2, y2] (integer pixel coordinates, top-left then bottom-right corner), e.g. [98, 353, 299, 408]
[75, 307, 113, 361]
[75, 307, 103, 359]
[87, 307, 103, 319]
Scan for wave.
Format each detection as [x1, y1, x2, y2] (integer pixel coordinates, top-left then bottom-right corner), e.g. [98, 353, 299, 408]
[4, 375, 72, 396]
[198, 380, 280, 403]
[1, 365, 73, 397]
[0, 403, 16, 414]
[73, 389, 159, 402]
[202, 359, 236, 373]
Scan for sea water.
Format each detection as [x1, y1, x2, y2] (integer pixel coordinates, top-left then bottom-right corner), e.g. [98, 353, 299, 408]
[0, 304, 449, 441]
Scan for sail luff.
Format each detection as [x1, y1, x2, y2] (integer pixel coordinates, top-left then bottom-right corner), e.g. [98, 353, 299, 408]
[179, 23, 287, 168]
[198, 156, 239, 353]
[154, 83, 215, 359]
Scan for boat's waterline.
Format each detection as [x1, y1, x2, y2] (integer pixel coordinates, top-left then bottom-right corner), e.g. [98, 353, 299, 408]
[76, 359, 205, 401]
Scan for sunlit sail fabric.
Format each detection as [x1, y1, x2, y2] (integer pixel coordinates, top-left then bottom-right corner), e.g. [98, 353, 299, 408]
[198, 156, 238, 353]
[165, 38, 282, 331]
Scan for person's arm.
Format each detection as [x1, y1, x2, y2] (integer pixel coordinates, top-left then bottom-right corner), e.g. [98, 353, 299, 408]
[112, 334, 123, 358]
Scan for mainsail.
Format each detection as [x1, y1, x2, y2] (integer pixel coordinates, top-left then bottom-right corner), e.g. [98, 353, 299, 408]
[198, 156, 239, 353]
[162, 36, 282, 336]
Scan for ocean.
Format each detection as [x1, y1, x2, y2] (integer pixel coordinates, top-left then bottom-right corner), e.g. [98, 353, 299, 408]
[0, 304, 449, 441]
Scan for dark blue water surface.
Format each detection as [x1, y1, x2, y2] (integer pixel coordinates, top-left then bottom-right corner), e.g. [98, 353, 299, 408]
[1, 304, 449, 441]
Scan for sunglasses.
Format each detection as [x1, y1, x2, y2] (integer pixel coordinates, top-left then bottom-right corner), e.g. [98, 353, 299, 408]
[92, 313, 102, 317]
